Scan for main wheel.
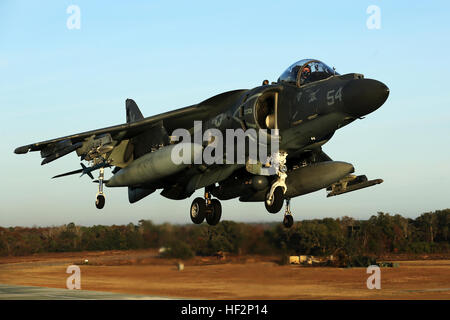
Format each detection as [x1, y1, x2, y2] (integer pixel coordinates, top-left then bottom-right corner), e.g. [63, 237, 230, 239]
[190, 197, 206, 224]
[95, 194, 105, 209]
[206, 199, 222, 226]
[265, 186, 284, 213]
[283, 215, 294, 228]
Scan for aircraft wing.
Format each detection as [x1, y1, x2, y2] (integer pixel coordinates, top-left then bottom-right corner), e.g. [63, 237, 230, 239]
[15, 116, 167, 156]
[14, 89, 247, 167]
[14, 109, 195, 167]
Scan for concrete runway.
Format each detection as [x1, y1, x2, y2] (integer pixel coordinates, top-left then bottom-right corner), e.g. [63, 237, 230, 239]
[0, 284, 176, 300]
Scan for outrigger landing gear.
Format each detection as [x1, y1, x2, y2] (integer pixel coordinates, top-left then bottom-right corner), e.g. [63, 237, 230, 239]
[283, 198, 294, 228]
[190, 188, 222, 226]
[265, 151, 288, 214]
[95, 167, 105, 209]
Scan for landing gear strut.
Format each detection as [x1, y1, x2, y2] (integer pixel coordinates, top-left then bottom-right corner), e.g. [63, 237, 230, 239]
[95, 167, 105, 209]
[264, 151, 294, 227]
[190, 189, 222, 226]
[265, 151, 288, 213]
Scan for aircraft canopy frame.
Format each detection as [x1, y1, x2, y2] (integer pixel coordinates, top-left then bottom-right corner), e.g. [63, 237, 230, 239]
[278, 59, 338, 87]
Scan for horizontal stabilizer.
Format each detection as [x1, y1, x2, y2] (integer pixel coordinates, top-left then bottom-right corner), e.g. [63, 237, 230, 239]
[52, 162, 110, 179]
[52, 168, 83, 179]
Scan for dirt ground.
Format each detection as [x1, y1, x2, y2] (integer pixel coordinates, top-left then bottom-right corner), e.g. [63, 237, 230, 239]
[0, 250, 449, 299]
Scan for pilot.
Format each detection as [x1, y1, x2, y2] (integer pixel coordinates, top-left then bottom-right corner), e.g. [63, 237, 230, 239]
[262, 79, 269, 86]
[300, 65, 311, 84]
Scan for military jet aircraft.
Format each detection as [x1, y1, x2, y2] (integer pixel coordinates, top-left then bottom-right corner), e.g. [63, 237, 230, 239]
[14, 59, 389, 228]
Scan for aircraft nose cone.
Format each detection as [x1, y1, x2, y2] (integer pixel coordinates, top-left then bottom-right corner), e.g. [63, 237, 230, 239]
[343, 79, 389, 117]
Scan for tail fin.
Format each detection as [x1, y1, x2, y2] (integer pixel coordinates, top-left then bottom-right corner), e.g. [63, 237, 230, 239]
[126, 99, 144, 123]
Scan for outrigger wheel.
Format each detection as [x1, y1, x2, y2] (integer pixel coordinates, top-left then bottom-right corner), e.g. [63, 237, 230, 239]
[190, 197, 206, 224]
[96, 194, 105, 209]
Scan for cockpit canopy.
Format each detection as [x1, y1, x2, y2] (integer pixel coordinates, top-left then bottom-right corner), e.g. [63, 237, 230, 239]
[278, 59, 338, 87]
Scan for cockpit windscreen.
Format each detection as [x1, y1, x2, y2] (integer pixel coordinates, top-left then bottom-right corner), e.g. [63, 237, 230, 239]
[278, 59, 338, 87]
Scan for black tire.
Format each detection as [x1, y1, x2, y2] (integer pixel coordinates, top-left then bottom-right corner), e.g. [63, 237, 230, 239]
[283, 215, 294, 228]
[190, 197, 206, 224]
[206, 199, 222, 226]
[96, 194, 105, 209]
[265, 186, 284, 213]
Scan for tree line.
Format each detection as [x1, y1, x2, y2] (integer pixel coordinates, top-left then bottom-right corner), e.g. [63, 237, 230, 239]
[0, 209, 448, 258]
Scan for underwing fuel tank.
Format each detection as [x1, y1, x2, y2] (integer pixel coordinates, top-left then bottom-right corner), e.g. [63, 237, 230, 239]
[106, 143, 203, 187]
[285, 161, 355, 198]
[240, 161, 355, 202]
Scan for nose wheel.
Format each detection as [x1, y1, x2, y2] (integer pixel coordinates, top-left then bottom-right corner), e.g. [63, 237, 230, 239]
[265, 186, 284, 213]
[190, 189, 222, 226]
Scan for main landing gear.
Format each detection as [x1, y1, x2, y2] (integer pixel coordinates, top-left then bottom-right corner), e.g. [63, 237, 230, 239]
[95, 167, 105, 209]
[264, 151, 295, 228]
[190, 189, 222, 226]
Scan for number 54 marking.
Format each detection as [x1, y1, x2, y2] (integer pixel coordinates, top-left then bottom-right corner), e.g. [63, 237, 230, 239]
[327, 87, 343, 105]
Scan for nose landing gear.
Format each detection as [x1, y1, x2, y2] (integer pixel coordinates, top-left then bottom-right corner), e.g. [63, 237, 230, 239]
[264, 151, 294, 228]
[265, 151, 288, 213]
[265, 150, 288, 210]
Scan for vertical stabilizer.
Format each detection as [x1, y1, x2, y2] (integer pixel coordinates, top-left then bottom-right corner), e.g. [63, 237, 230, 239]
[126, 99, 144, 123]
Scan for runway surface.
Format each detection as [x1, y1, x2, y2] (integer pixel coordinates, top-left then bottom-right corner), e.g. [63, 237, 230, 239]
[0, 284, 177, 300]
[1, 250, 449, 299]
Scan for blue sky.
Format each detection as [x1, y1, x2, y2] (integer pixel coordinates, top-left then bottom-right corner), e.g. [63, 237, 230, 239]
[1, 0, 449, 226]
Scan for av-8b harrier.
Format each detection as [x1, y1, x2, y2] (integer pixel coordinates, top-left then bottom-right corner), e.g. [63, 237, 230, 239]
[15, 59, 389, 228]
